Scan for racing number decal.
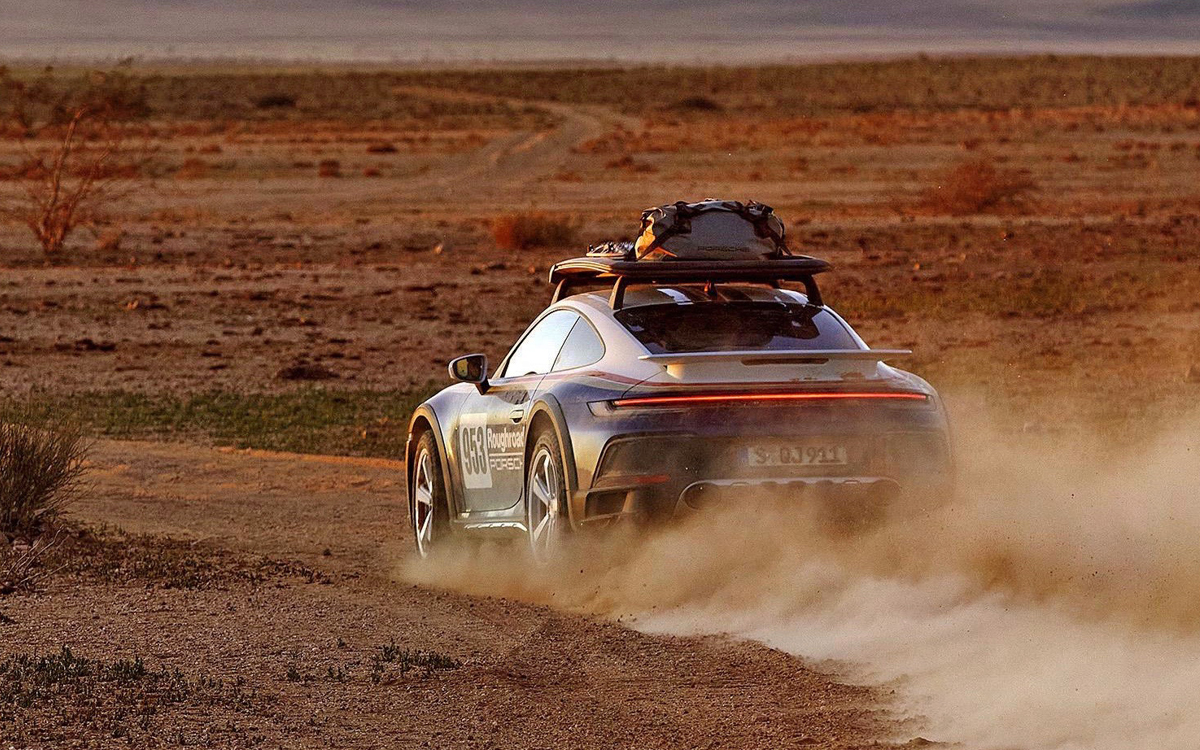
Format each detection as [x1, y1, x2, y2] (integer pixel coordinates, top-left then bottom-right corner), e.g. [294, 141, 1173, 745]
[459, 413, 492, 489]
[458, 414, 525, 490]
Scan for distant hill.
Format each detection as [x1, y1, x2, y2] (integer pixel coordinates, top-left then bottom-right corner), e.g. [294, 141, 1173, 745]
[1100, 0, 1200, 18]
[1, 0, 1198, 62]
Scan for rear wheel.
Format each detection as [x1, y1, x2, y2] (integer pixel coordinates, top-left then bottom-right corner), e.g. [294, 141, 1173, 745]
[410, 431, 450, 558]
[526, 430, 569, 564]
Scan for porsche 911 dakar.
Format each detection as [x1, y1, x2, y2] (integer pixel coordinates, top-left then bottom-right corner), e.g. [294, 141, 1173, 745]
[406, 200, 954, 561]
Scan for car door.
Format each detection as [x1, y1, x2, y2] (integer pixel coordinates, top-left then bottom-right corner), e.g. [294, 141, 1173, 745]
[455, 309, 579, 512]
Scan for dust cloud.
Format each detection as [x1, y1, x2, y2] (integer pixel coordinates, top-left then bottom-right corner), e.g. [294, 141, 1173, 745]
[403, 403, 1200, 749]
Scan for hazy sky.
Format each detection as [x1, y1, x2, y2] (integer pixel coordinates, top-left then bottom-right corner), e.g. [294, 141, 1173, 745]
[2, 0, 1199, 62]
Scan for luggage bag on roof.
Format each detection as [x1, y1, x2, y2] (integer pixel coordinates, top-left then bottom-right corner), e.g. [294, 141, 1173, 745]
[632, 199, 789, 261]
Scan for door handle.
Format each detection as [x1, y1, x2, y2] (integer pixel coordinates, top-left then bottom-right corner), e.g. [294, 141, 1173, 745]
[508, 408, 525, 423]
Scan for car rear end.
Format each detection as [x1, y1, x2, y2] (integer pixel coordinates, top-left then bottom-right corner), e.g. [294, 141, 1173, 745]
[577, 376, 952, 526]
[566, 287, 954, 527]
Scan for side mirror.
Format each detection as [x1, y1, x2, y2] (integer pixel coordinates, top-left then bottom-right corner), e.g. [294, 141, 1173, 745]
[448, 353, 489, 393]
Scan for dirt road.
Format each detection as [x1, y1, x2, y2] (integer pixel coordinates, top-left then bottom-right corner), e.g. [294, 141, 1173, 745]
[164, 86, 642, 216]
[2, 439, 894, 748]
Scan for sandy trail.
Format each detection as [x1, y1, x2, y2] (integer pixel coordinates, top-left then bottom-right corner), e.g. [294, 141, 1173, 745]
[173, 86, 638, 215]
[24, 438, 896, 749]
[405, 406, 1200, 750]
[388, 86, 640, 193]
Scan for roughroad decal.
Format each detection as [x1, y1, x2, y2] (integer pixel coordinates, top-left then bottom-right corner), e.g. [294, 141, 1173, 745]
[458, 414, 524, 490]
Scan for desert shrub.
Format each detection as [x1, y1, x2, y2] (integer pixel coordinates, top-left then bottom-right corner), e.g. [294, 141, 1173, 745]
[253, 93, 297, 109]
[491, 212, 578, 250]
[605, 154, 657, 173]
[317, 159, 342, 178]
[0, 411, 88, 536]
[671, 95, 723, 111]
[174, 156, 210, 179]
[92, 227, 124, 252]
[369, 639, 461, 683]
[920, 157, 1036, 215]
[0, 66, 154, 256]
[0, 536, 59, 595]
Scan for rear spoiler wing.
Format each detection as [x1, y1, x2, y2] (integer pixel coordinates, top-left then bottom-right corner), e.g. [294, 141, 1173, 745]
[639, 349, 911, 366]
[548, 256, 832, 309]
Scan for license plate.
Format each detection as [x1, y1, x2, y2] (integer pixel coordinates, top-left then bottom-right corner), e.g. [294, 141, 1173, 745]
[745, 444, 848, 467]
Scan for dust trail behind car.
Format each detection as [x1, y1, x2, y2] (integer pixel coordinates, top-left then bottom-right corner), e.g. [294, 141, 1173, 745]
[403, 399, 1200, 750]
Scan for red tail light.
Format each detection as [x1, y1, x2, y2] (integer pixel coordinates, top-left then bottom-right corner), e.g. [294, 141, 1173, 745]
[611, 392, 929, 408]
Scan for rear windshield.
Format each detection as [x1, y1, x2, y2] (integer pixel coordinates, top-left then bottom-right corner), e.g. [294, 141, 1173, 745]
[616, 302, 859, 354]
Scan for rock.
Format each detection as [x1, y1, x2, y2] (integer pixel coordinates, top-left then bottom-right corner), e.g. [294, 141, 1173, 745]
[1187, 364, 1200, 383]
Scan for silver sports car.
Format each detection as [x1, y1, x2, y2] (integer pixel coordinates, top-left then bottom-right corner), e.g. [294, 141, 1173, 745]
[406, 253, 953, 562]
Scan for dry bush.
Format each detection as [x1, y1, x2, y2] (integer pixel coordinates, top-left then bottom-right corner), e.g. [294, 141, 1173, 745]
[604, 154, 657, 173]
[920, 157, 1036, 215]
[174, 156, 210, 179]
[0, 535, 61, 595]
[491, 212, 579, 250]
[0, 409, 87, 595]
[0, 411, 88, 537]
[253, 93, 297, 109]
[93, 227, 124, 252]
[0, 65, 154, 256]
[317, 159, 341, 177]
[671, 95, 723, 112]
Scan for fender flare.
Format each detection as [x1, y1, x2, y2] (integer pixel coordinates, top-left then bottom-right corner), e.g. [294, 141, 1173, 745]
[406, 405, 462, 517]
[527, 395, 580, 525]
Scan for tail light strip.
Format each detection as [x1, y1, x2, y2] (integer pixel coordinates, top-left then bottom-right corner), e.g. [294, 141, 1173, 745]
[611, 392, 929, 408]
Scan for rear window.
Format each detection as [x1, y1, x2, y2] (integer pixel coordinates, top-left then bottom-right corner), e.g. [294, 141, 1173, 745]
[615, 302, 859, 354]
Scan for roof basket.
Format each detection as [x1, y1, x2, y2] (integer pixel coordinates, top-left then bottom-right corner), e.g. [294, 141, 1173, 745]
[548, 255, 831, 310]
[586, 241, 635, 259]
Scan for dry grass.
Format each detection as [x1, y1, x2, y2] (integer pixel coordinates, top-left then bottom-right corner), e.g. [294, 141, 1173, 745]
[0, 410, 88, 595]
[491, 212, 579, 250]
[0, 534, 61, 595]
[919, 157, 1037, 215]
[0, 413, 88, 537]
[0, 645, 257, 744]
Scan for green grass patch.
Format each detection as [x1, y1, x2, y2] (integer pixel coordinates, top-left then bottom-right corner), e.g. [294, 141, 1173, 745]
[14, 386, 441, 459]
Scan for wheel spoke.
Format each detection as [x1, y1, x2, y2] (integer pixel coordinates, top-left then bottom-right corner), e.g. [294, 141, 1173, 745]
[418, 507, 433, 541]
[533, 474, 551, 507]
[532, 512, 550, 542]
[415, 481, 432, 504]
[533, 455, 557, 510]
[413, 449, 437, 554]
[527, 445, 565, 562]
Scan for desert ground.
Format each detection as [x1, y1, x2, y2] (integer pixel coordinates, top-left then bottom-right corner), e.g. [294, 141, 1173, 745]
[2, 56, 1200, 748]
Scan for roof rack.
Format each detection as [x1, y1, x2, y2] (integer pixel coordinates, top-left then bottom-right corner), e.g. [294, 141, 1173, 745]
[548, 256, 832, 310]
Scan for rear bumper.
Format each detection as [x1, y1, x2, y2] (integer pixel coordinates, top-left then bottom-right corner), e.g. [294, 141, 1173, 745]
[678, 475, 901, 510]
[576, 469, 952, 526]
[573, 431, 952, 525]
[561, 392, 953, 527]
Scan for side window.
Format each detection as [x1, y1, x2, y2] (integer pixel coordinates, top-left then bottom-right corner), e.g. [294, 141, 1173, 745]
[500, 310, 579, 378]
[553, 318, 605, 371]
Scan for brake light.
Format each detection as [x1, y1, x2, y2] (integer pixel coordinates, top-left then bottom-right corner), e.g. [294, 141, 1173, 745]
[611, 392, 928, 408]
